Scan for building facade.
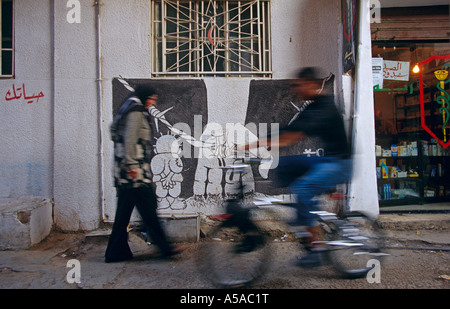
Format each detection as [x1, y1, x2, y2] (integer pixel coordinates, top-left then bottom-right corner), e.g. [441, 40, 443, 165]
[0, 0, 384, 233]
[372, 1, 450, 207]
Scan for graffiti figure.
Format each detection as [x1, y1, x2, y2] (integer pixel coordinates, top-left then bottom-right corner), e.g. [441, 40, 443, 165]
[193, 123, 228, 199]
[194, 122, 274, 203]
[193, 123, 252, 201]
[151, 134, 185, 210]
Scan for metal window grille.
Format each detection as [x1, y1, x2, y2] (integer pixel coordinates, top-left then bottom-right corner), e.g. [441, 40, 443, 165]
[151, 0, 271, 77]
[0, 0, 13, 78]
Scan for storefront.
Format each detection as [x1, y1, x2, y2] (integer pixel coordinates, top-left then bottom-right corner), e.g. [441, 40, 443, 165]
[371, 4, 450, 206]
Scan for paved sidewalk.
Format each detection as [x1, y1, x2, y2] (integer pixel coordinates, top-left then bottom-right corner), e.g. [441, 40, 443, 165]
[378, 213, 450, 232]
[0, 212, 448, 289]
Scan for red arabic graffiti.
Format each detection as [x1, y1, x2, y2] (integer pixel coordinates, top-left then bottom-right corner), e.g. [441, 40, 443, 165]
[5, 84, 44, 104]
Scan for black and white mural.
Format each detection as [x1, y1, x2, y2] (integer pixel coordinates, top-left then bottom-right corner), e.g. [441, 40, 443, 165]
[112, 75, 334, 214]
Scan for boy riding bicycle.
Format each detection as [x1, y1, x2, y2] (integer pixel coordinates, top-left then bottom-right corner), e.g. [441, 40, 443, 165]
[239, 67, 353, 267]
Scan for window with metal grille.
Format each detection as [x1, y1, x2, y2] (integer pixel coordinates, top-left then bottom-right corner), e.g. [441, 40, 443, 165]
[1, 0, 13, 77]
[151, 0, 271, 77]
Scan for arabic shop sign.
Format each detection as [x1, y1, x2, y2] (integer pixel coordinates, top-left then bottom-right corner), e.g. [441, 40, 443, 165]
[419, 55, 450, 149]
[383, 60, 410, 81]
[372, 58, 410, 90]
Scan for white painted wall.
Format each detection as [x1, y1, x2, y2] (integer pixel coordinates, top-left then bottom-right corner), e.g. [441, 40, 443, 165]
[271, 0, 341, 80]
[0, 0, 379, 232]
[0, 0, 53, 199]
[51, 0, 101, 230]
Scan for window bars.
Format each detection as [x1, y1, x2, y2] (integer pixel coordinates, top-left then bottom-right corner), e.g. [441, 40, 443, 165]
[151, 0, 271, 77]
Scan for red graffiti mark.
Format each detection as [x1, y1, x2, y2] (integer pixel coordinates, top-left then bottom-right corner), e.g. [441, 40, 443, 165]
[5, 84, 44, 104]
[342, 0, 356, 42]
[208, 25, 215, 46]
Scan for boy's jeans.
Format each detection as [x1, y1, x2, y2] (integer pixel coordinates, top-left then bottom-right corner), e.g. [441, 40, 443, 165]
[278, 155, 352, 227]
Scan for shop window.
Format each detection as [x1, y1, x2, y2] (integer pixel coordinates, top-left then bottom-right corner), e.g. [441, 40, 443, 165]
[372, 42, 450, 205]
[371, 4, 450, 206]
[1, 0, 13, 77]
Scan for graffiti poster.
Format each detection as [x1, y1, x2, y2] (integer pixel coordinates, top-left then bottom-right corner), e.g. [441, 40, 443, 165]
[112, 75, 335, 214]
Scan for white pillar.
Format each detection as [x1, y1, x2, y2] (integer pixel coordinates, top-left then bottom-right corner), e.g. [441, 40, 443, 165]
[348, 0, 379, 218]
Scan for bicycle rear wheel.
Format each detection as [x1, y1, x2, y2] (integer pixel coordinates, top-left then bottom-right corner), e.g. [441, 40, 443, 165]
[326, 211, 387, 279]
[197, 219, 271, 288]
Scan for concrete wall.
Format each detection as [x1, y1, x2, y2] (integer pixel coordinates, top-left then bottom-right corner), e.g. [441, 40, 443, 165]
[0, 0, 378, 232]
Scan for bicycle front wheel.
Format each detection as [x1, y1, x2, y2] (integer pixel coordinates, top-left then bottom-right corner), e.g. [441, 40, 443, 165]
[197, 219, 271, 288]
[326, 211, 387, 279]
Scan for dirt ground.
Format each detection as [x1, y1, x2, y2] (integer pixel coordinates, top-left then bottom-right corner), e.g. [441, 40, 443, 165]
[0, 226, 449, 289]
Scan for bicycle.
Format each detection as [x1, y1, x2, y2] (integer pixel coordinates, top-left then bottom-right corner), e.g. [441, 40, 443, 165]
[196, 160, 387, 288]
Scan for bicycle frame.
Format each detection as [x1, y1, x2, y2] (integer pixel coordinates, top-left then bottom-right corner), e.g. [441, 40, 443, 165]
[197, 162, 386, 287]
